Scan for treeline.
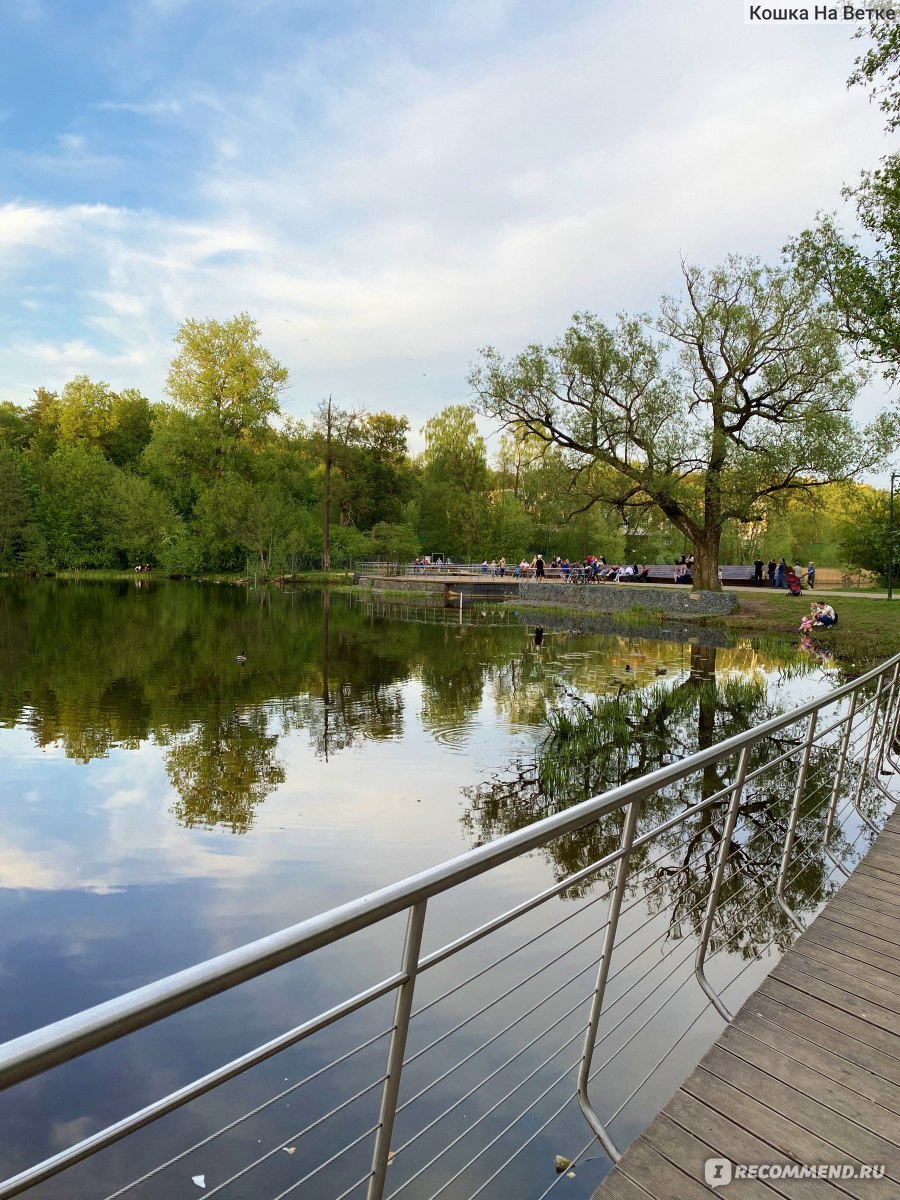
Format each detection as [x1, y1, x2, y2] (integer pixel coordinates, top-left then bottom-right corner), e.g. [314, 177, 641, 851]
[0, 311, 884, 576]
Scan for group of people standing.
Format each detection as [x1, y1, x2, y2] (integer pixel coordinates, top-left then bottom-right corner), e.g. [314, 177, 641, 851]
[753, 557, 816, 590]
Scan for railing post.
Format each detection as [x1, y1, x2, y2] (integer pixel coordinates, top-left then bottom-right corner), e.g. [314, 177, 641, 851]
[367, 901, 427, 1200]
[775, 713, 818, 933]
[695, 745, 751, 1021]
[874, 661, 900, 775]
[576, 795, 641, 1163]
[823, 690, 858, 877]
[852, 674, 885, 832]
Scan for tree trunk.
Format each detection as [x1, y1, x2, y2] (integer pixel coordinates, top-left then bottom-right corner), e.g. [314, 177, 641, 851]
[322, 444, 331, 573]
[693, 527, 722, 592]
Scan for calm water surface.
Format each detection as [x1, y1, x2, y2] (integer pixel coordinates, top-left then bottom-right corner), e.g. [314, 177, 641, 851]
[0, 580, 863, 1198]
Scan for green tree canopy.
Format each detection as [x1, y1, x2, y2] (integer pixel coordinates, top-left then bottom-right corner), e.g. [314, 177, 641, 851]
[166, 313, 288, 479]
[417, 405, 492, 559]
[790, 22, 900, 378]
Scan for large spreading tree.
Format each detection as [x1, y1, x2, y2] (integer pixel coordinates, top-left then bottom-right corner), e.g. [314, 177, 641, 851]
[470, 256, 896, 590]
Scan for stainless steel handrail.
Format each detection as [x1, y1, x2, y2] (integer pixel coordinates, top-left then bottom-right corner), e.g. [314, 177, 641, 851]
[1, 651, 898, 1199]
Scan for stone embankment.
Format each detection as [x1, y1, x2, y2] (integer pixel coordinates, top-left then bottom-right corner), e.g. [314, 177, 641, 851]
[356, 574, 739, 617]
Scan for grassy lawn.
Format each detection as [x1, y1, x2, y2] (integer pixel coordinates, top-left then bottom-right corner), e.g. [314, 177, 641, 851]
[720, 590, 900, 672]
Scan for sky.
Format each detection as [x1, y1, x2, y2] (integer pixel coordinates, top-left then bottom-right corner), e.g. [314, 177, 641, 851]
[0, 0, 896, 450]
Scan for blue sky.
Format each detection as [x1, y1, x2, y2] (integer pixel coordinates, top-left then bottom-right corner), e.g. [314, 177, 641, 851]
[0, 0, 895, 445]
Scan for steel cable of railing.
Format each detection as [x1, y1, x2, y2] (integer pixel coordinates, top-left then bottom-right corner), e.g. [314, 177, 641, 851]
[395, 819, 760, 1135]
[389, 1019, 592, 1200]
[534, 825, 865, 1200]
[266, 1122, 380, 1200]
[397, 954, 601, 1121]
[100, 1024, 395, 1199]
[100, 748, 852, 1200]
[396, 929, 710, 1200]
[389, 832, 750, 1173]
[572, 842, 855, 1187]
[429, 945, 706, 1200]
[405, 819, 729, 1071]
[492, 746, 891, 1200]
[333, 1172, 372, 1200]
[112, 724, 873, 1200]
[391, 898, 734, 1197]
[390, 992, 597, 1169]
[197, 1075, 386, 1200]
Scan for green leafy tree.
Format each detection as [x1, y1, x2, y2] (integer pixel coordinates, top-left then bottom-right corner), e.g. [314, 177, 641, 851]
[791, 23, 900, 378]
[471, 257, 895, 590]
[166, 313, 288, 480]
[418, 405, 492, 559]
[112, 473, 178, 565]
[200, 474, 300, 575]
[0, 402, 32, 451]
[369, 521, 420, 562]
[487, 491, 533, 560]
[0, 447, 30, 564]
[839, 487, 895, 584]
[339, 412, 417, 528]
[310, 397, 365, 570]
[33, 444, 123, 567]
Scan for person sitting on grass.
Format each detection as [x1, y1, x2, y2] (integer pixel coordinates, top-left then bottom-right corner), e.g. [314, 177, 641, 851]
[812, 601, 837, 628]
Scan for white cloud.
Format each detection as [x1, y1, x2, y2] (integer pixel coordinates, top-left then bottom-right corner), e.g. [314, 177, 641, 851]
[23, 132, 122, 175]
[0, 0, 895, 425]
[94, 98, 182, 116]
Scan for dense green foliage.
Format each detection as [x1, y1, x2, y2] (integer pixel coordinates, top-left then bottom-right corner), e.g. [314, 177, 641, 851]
[1, 268, 894, 576]
[791, 23, 900, 378]
[0, 313, 638, 572]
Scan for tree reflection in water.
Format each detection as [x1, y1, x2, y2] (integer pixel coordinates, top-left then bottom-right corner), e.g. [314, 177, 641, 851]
[463, 644, 887, 958]
[166, 708, 286, 834]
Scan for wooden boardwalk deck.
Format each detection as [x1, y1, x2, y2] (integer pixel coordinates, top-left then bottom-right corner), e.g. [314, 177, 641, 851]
[593, 808, 900, 1198]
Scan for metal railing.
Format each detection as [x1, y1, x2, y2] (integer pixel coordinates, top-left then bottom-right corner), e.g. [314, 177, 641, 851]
[2, 654, 899, 1199]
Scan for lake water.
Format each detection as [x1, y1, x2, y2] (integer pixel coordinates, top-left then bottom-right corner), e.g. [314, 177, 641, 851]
[0, 580, 881, 1199]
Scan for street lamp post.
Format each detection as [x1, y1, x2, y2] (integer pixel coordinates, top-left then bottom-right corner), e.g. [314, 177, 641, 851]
[890, 473, 899, 601]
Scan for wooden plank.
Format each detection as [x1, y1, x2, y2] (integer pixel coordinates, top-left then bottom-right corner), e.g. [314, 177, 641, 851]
[700, 1045, 900, 1181]
[801, 921, 900, 979]
[681, 1067, 881, 1200]
[839, 873, 900, 909]
[664, 1090, 829, 1200]
[862, 850, 900, 878]
[838, 880, 900, 917]
[788, 937, 900, 995]
[591, 1172, 655, 1200]
[843, 868, 900, 902]
[729, 1008, 900, 1116]
[825, 896, 900, 940]
[644, 1114, 781, 1200]
[608, 1134, 720, 1200]
[862, 835, 900, 865]
[743, 991, 900, 1086]
[710, 1035, 900, 1172]
[815, 910, 900, 960]
[768, 962, 900, 1038]
[771, 950, 900, 1017]
[853, 861, 900, 891]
